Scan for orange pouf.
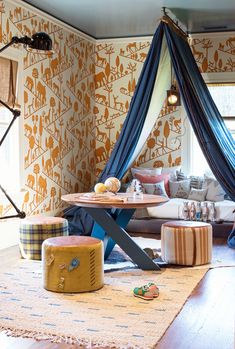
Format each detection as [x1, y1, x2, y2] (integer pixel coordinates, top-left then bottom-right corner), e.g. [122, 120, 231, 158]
[42, 236, 104, 293]
[19, 216, 68, 260]
[161, 221, 212, 266]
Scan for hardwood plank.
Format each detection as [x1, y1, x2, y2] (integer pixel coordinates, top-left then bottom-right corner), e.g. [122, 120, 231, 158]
[155, 267, 235, 349]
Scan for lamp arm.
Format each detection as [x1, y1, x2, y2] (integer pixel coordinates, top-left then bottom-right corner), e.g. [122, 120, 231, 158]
[0, 102, 25, 219]
[0, 98, 20, 116]
[0, 36, 32, 53]
[0, 184, 26, 219]
[0, 99, 21, 147]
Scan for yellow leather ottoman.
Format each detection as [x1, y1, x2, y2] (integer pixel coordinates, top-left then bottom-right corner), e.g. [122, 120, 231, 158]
[42, 236, 104, 293]
[19, 216, 68, 260]
[161, 221, 212, 266]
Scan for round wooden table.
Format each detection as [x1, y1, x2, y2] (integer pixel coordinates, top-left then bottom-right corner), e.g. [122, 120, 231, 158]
[62, 193, 168, 270]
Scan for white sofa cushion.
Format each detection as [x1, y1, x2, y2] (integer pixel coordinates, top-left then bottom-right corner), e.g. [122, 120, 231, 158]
[147, 198, 235, 222]
[203, 176, 225, 202]
[188, 188, 207, 201]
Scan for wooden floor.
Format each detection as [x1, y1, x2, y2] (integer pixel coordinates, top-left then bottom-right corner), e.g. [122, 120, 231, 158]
[0, 238, 234, 349]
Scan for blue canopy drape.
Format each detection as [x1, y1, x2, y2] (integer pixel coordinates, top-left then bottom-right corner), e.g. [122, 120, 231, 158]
[64, 18, 235, 238]
[99, 22, 165, 182]
[100, 19, 235, 201]
[228, 225, 235, 249]
[164, 24, 235, 201]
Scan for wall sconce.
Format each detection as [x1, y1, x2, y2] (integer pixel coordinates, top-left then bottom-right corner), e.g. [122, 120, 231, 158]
[0, 32, 53, 55]
[0, 32, 53, 219]
[167, 84, 181, 106]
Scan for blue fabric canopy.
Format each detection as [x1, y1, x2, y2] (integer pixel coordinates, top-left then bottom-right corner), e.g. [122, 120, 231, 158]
[164, 24, 235, 201]
[228, 225, 235, 249]
[64, 18, 235, 238]
[100, 19, 235, 201]
[99, 22, 165, 182]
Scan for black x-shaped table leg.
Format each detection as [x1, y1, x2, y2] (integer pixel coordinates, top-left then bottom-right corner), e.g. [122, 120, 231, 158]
[86, 207, 160, 271]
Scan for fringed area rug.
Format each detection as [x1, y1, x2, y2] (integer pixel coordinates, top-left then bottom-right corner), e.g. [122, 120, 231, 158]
[0, 258, 208, 349]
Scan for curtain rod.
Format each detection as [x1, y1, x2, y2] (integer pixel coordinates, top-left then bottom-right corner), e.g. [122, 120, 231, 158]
[161, 7, 188, 39]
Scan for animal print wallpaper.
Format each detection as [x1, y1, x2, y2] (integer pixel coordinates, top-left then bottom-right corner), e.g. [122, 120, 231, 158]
[190, 34, 235, 73]
[0, 0, 234, 218]
[94, 39, 152, 178]
[0, 0, 95, 218]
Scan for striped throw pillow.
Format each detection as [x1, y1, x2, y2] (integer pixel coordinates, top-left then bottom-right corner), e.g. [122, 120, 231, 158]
[190, 176, 203, 189]
[176, 170, 187, 181]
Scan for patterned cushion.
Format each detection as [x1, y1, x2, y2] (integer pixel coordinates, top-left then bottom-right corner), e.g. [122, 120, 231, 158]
[203, 177, 225, 202]
[169, 179, 191, 199]
[134, 173, 170, 196]
[176, 170, 187, 181]
[190, 176, 203, 189]
[142, 181, 169, 198]
[42, 236, 104, 293]
[188, 188, 208, 201]
[20, 216, 69, 260]
[161, 221, 212, 265]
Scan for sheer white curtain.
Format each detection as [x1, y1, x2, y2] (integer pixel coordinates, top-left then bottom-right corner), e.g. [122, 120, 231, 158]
[129, 36, 171, 166]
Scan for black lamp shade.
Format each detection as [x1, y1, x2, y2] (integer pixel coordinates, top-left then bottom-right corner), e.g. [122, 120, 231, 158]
[167, 85, 181, 106]
[28, 32, 52, 51]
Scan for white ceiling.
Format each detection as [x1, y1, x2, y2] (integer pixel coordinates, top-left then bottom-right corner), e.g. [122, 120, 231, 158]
[22, 0, 235, 39]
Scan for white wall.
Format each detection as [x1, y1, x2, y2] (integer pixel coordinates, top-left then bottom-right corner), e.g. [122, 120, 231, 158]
[0, 219, 20, 249]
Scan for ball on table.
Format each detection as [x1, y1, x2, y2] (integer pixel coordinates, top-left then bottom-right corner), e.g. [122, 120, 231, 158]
[94, 183, 107, 194]
[104, 177, 121, 193]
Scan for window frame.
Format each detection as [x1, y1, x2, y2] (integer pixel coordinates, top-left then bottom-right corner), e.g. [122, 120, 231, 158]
[0, 46, 23, 192]
[181, 71, 235, 175]
[207, 82, 235, 140]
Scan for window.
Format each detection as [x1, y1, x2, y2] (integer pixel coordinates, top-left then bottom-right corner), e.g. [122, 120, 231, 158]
[0, 53, 21, 192]
[189, 83, 235, 175]
[0, 107, 20, 190]
[208, 84, 235, 140]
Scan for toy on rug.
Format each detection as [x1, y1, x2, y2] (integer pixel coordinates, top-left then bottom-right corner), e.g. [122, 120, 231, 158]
[133, 282, 159, 300]
[143, 247, 160, 259]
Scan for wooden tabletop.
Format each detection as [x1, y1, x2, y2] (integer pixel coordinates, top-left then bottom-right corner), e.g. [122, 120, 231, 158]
[61, 193, 168, 209]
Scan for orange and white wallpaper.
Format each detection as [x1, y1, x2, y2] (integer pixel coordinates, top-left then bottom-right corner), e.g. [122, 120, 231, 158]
[0, 0, 95, 218]
[0, 0, 234, 218]
[190, 34, 235, 73]
[93, 39, 152, 178]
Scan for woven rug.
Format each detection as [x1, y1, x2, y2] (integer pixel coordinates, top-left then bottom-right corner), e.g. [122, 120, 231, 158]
[0, 258, 208, 349]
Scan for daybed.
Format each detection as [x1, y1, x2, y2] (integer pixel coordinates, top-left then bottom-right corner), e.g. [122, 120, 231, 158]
[127, 198, 234, 238]
[125, 167, 235, 238]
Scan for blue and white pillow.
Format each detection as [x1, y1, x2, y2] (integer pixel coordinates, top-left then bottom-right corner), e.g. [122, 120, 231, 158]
[142, 181, 169, 198]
